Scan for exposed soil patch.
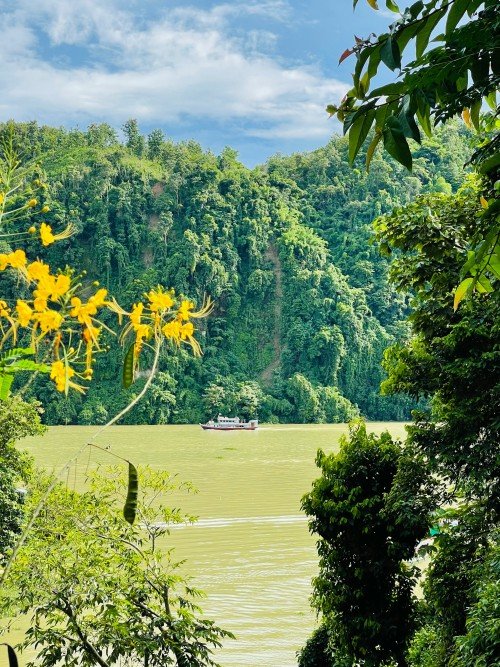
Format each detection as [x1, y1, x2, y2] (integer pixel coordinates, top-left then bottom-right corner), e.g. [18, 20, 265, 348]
[151, 182, 165, 197]
[260, 244, 283, 384]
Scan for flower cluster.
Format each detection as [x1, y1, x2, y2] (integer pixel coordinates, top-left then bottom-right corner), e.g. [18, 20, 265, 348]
[1, 253, 210, 393]
[0, 137, 210, 396]
[110, 287, 212, 372]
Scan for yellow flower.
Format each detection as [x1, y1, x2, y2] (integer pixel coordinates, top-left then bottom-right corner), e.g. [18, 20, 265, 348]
[0, 254, 8, 271]
[39, 223, 55, 246]
[148, 288, 174, 312]
[50, 360, 75, 392]
[180, 321, 194, 339]
[35, 309, 64, 333]
[132, 322, 150, 356]
[162, 319, 182, 342]
[0, 300, 10, 317]
[28, 226, 36, 234]
[27, 198, 38, 208]
[83, 326, 101, 373]
[177, 299, 194, 322]
[70, 297, 92, 324]
[83, 325, 101, 345]
[27, 260, 50, 281]
[130, 302, 144, 330]
[16, 300, 33, 327]
[39, 222, 76, 246]
[35, 273, 71, 302]
[88, 288, 108, 308]
[180, 321, 201, 356]
[8, 249, 27, 269]
[0, 192, 5, 205]
[33, 296, 48, 312]
[41, 205, 50, 213]
[51, 274, 71, 299]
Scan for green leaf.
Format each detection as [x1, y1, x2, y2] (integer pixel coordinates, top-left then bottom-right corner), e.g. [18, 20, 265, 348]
[470, 99, 481, 131]
[416, 8, 446, 59]
[476, 274, 494, 294]
[415, 90, 433, 137]
[0, 645, 19, 667]
[385, 0, 399, 12]
[366, 0, 379, 8]
[446, 0, 471, 34]
[382, 115, 412, 170]
[478, 153, 500, 175]
[369, 82, 405, 97]
[367, 45, 382, 79]
[380, 37, 401, 70]
[454, 277, 473, 310]
[485, 90, 497, 110]
[123, 461, 139, 525]
[122, 342, 136, 389]
[0, 374, 14, 401]
[400, 96, 421, 143]
[467, 0, 484, 16]
[0, 347, 35, 368]
[408, 1, 424, 19]
[366, 132, 382, 171]
[349, 109, 376, 164]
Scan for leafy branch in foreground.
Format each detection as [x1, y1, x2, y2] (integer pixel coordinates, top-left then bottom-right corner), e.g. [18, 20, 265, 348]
[1, 468, 233, 667]
[331, 1, 499, 305]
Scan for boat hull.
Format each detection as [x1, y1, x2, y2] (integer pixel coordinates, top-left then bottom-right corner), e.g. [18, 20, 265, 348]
[200, 424, 258, 431]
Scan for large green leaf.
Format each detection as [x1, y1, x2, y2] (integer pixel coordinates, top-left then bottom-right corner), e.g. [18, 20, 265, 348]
[446, 0, 472, 35]
[415, 8, 446, 59]
[349, 109, 376, 164]
[369, 82, 405, 97]
[366, 131, 382, 170]
[380, 37, 401, 70]
[454, 277, 474, 310]
[382, 115, 412, 170]
[399, 96, 421, 143]
[123, 461, 139, 525]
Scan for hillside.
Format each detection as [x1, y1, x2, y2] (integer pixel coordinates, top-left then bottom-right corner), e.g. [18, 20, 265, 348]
[1, 121, 471, 424]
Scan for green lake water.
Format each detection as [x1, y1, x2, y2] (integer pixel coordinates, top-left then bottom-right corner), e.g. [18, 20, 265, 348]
[6, 422, 408, 667]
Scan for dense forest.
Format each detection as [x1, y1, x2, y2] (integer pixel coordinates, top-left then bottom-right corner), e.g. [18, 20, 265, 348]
[1, 120, 472, 425]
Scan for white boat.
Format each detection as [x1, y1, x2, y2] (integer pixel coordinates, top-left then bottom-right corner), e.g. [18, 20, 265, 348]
[200, 415, 258, 431]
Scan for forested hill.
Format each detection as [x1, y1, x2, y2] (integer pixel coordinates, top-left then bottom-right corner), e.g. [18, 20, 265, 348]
[4, 121, 471, 424]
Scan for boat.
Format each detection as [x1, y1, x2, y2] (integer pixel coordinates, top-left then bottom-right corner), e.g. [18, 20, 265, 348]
[200, 415, 259, 431]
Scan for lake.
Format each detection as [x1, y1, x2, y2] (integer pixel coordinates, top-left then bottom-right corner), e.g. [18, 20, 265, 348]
[7, 422, 408, 666]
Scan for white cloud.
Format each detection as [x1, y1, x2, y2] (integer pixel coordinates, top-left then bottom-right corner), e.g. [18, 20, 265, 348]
[0, 0, 348, 141]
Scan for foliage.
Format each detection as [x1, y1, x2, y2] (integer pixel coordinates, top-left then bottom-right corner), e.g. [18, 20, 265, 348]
[0, 397, 44, 561]
[1, 467, 233, 667]
[451, 533, 500, 667]
[0, 124, 210, 400]
[301, 421, 439, 666]
[372, 158, 498, 666]
[0, 120, 473, 424]
[330, 0, 499, 303]
[297, 623, 332, 667]
[332, 0, 498, 171]
[375, 181, 499, 500]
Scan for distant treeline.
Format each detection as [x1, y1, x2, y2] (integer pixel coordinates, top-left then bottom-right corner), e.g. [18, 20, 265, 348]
[0, 120, 471, 424]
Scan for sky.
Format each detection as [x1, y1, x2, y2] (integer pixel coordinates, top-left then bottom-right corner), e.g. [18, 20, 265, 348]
[0, 0, 397, 166]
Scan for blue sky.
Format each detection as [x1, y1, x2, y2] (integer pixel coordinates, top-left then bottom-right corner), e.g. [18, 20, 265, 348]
[0, 0, 396, 165]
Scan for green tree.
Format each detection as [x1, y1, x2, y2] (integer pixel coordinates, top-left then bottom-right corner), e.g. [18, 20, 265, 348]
[1, 467, 232, 667]
[0, 397, 44, 561]
[301, 421, 438, 667]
